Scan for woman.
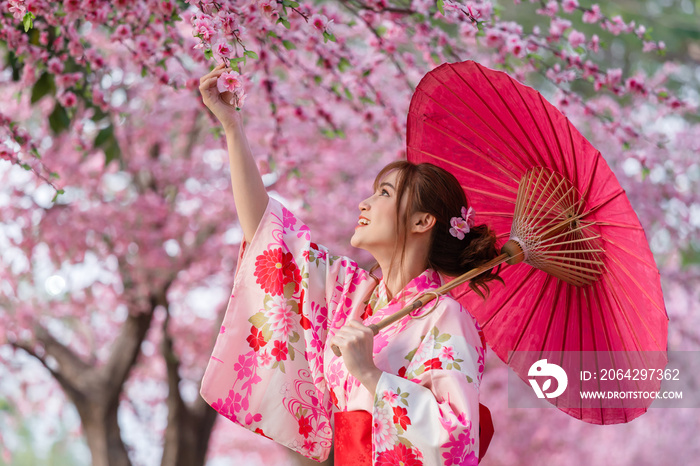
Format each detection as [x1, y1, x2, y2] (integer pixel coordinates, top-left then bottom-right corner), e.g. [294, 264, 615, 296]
[198, 64, 501, 465]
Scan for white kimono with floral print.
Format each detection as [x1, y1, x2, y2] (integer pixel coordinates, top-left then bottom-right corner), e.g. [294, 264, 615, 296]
[201, 198, 484, 465]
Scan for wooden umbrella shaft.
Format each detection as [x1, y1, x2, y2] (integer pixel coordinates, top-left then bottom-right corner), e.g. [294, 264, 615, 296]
[330, 251, 514, 357]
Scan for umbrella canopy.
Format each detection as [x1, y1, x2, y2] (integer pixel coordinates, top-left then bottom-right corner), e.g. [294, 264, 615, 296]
[406, 61, 668, 424]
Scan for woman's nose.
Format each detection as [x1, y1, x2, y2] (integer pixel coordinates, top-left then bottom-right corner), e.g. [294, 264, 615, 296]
[359, 197, 370, 211]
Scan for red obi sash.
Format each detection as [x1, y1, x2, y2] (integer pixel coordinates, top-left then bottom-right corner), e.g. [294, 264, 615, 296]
[334, 411, 372, 466]
[334, 405, 494, 464]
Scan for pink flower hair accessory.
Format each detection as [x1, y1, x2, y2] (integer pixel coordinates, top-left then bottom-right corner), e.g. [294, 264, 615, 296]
[449, 206, 475, 240]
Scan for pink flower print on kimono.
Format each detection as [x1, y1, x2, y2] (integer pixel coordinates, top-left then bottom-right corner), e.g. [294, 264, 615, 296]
[201, 198, 485, 463]
[200, 198, 375, 461]
[370, 298, 484, 465]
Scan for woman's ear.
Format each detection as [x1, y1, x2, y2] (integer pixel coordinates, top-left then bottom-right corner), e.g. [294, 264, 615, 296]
[411, 212, 436, 234]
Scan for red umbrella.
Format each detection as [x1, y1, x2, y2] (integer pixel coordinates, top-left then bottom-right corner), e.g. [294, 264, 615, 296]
[406, 61, 668, 424]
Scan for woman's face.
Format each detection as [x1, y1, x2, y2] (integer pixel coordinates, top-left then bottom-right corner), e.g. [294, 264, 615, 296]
[350, 170, 403, 258]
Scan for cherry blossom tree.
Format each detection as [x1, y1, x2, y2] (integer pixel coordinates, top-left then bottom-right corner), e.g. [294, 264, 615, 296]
[1, 0, 698, 464]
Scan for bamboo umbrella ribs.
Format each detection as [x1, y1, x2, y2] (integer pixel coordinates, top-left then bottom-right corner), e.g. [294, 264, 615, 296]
[403, 60, 668, 424]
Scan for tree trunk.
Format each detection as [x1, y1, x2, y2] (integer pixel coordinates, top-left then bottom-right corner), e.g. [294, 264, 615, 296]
[160, 310, 218, 466]
[72, 395, 131, 466]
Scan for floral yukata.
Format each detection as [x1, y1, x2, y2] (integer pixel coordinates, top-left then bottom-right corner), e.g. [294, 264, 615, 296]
[200, 198, 485, 465]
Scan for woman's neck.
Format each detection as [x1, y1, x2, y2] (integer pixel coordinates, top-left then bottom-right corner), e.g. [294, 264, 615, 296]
[377, 246, 429, 299]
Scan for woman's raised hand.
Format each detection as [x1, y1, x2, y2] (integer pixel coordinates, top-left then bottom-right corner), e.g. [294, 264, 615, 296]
[199, 63, 241, 130]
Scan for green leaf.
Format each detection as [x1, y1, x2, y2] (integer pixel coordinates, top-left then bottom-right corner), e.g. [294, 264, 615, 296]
[104, 141, 121, 166]
[288, 344, 295, 361]
[48, 104, 70, 134]
[51, 189, 65, 203]
[289, 332, 300, 343]
[23, 12, 36, 32]
[94, 125, 114, 147]
[323, 31, 336, 43]
[338, 57, 351, 73]
[359, 96, 374, 105]
[204, 48, 213, 60]
[282, 40, 296, 50]
[31, 73, 55, 104]
[244, 50, 259, 59]
[267, 31, 278, 38]
[641, 166, 650, 181]
[20, 163, 31, 170]
[278, 18, 291, 29]
[437, 0, 445, 15]
[375, 25, 387, 37]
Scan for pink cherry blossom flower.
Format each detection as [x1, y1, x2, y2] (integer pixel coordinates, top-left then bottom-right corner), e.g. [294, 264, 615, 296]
[8, 0, 26, 20]
[582, 4, 602, 23]
[568, 30, 586, 49]
[449, 217, 469, 240]
[605, 15, 626, 36]
[48, 57, 64, 75]
[193, 17, 216, 41]
[260, 2, 279, 22]
[590, 34, 600, 53]
[562, 0, 579, 13]
[0, 145, 15, 161]
[310, 14, 331, 32]
[485, 29, 504, 48]
[606, 68, 623, 87]
[506, 36, 524, 57]
[549, 18, 572, 40]
[536, 0, 558, 17]
[217, 71, 242, 93]
[58, 92, 78, 108]
[113, 24, 132, 41]
[215, 40, 234, 59]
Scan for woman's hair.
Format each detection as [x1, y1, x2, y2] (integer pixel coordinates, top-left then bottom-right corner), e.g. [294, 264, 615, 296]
[374, 161, 503, 298]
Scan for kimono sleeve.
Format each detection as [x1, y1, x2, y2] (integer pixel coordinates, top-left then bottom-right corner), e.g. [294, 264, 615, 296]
[200, 197, 371, 461]
[371, 298, 485, 466]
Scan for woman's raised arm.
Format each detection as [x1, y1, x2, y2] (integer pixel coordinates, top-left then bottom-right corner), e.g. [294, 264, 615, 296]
[199, 64, 269, 242]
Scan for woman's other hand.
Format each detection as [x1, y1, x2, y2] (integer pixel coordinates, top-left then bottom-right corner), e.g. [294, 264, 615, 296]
[199, 63, 241, 130]
[330, 320, 383, 394]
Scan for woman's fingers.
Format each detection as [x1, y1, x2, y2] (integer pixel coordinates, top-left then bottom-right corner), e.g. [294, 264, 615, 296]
[332, 321, 373, 347]
[199, 64, 230, 84]
[199, 75, 219, 91]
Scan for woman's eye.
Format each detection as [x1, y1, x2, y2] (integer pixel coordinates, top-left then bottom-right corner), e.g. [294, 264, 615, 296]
[380, 189, 389, 196]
